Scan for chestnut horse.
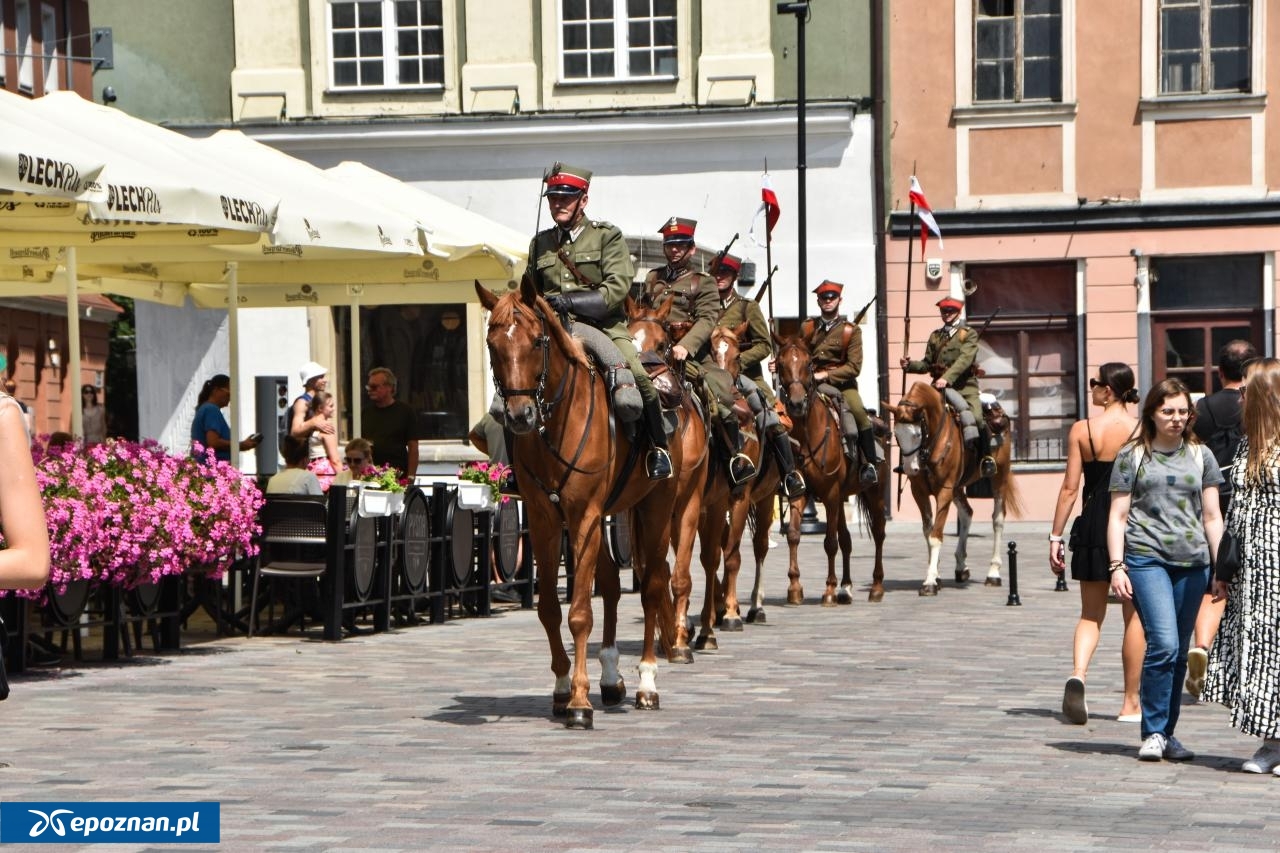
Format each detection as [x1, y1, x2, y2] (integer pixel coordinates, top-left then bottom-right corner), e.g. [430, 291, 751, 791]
[884, 381, 1022, 595]
[626, 296, 710, 662]
[774, 335, 888, 605]
[476, 279, 681, 729]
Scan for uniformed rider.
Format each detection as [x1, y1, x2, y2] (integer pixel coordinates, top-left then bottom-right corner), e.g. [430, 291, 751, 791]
[900, 296, 997, 478]
[640, 217, 755, 486]
[713, 254, 806, 499]
[801, 280, 880, 488]
[528, 163, 672, 480]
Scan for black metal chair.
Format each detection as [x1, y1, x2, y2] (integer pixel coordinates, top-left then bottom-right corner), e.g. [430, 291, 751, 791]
[248, 495, 329, 637]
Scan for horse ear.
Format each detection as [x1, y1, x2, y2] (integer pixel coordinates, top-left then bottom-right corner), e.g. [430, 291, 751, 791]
[881, 400, 894, 414]
[475, 280, 499, 311]
[624, 294, 638, 319]
[657, 296, 674, 320]
[519, 273, 539, 305]
[734, 320, 750, 339]
[772, 329, 788, 347]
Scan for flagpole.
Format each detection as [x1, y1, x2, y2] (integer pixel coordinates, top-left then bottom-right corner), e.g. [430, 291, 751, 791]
[897, 180, 920, 512]
[764, 163, 775, 330]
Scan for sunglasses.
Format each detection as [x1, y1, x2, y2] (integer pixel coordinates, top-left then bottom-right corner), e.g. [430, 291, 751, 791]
[1089, 378, 1107, 389]
[344, 457, 366, 466]
[817, 293, 840, 302]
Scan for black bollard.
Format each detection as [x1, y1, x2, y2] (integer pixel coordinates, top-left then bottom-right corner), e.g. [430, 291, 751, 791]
[799, 496, 824, 534]
[1006, 540, 1022, 606]
[1055, 565, 1069, 592]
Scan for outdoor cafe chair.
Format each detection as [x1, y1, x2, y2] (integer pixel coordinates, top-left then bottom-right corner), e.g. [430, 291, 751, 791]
[248, 494, 330, 637]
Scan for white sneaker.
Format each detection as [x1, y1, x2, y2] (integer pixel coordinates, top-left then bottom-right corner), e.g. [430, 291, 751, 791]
[1138, 732, 1167, 761]
[1243, 743, 1280, 774]
[1185, 647, 1208, 698]
[1163, 735, 1195, 761]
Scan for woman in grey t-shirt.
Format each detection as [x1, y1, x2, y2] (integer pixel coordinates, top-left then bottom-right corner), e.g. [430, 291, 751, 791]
[1108, 378, 1224, 763]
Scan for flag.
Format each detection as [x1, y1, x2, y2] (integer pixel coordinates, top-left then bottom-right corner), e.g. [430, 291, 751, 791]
[748, 173, 781, 246]
[908, 175, 944, 254]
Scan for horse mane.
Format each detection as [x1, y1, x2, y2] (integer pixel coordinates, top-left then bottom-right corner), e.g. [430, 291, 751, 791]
[490, 288, 591, 373]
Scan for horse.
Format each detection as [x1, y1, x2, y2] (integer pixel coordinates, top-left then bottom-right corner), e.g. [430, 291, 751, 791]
[883, 381, 1023, 595]
[774, 334, 888, 605]
[625, 296, 710, 663]
[476, 279, 681, 729]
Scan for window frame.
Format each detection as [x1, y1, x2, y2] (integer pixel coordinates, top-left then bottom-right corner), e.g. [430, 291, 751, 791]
[558, 0, 678, 84]
[40, 2, 58, 94]
[16, 0, 34, 93]
[326, 0, 446, 93]
[972, 0, 1064, 104]
[1157, 0, 1252, 96]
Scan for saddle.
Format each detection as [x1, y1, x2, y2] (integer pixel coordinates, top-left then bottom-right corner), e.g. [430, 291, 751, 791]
[639, 351, 687, 410]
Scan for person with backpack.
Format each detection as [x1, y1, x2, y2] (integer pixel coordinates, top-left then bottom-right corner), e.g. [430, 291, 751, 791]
[1185, 339, 1257, 700]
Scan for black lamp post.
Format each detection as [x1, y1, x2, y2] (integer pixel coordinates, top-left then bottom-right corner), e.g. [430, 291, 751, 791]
[777, 1, 810, 321]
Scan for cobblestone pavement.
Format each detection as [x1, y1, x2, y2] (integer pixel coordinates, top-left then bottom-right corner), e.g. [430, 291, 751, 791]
[1, 520, 1275, 852]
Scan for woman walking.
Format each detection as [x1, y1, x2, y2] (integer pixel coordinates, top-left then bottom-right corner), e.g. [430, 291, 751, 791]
[1202, 358, 1280, 773]
[1108, 379, 1223, 761]
[1049, 363, 1143, 724]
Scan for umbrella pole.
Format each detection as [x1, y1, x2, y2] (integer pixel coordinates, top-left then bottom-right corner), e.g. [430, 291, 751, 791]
[65, 247, 84, 440]
[351, 290, 362, 440]
[227, 262, 241, 470]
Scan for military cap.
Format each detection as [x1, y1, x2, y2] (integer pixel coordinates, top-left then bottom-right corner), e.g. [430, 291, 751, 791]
[543, 163, 591, 196]
[715, 253, 742, 275]
[660, 217, 697, 243]
[813, 280, 843, 297]
[936, 296, 964, 312]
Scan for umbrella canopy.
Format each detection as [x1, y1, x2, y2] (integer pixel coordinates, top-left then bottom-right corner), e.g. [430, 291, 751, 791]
[0, 89, 107, 202]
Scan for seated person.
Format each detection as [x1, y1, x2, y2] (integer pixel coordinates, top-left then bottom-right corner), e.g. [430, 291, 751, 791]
[267, 435, 323, 496]
[331, 438, 374, 487]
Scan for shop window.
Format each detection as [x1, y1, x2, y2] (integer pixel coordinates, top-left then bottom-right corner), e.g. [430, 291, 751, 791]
[1159, 0, 1251, 94]
[965, 262, 1077, 462]
[561, 0, 677, 81]
[328, 0, 444, 90]
[974, 0, 1062, 102]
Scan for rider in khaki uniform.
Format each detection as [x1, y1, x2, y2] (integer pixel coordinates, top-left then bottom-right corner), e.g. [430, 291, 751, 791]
[713, 254, 806, 499]
[900, 296, 996, 478]
[528, 164, 671, 480]
[640, 217, 754, 485]
[801, 280, 879, 488]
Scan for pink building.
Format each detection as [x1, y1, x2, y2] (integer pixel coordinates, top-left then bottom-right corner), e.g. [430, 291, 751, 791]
[885, 0, 1279, 521]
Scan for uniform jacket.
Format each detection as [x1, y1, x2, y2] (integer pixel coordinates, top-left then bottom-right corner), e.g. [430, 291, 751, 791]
[905, 324, 979, 387]
[802, 316, 863, 389]
[717, 293, 772, 380]
[528, 219, 634, 336]
[642, 265, 720, 358]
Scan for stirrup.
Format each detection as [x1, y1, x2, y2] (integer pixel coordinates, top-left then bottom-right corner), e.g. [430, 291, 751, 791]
[646, 447, 674, 480]
[859, 463, 879, 487]
[980, 456, 997, 478]
[728, 453, 757, 486]
[781, 470, 806, 499]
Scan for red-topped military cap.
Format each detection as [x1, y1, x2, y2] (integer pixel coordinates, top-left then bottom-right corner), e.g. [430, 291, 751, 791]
[660, 217, 697, 243]
[936, 296, 964, 312]
[716, 253, 742, 275]
[543, 163, 592, 196]
[813, 280, 843, 297]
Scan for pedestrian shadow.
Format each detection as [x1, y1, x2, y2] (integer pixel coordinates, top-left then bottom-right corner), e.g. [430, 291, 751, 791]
[1047, 739, 1243, 771]
[424, 693, 560, 725]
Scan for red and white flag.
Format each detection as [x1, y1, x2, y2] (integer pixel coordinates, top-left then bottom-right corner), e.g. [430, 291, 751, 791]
[908, 175, 944, 254]
[749, 173, 781, 246]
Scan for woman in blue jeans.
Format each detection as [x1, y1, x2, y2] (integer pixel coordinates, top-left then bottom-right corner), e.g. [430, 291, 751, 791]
[1107, 378, 1223, 762]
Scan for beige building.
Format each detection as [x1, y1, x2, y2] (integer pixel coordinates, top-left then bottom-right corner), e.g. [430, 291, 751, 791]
[886, 0, 1280, 521]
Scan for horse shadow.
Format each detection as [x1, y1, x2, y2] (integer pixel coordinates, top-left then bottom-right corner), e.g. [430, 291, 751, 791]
[424, 691, 635, 726]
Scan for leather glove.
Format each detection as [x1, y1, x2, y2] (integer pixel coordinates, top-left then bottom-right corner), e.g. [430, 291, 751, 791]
[548, 291, 609, 324]
[546, 294, 569, 314]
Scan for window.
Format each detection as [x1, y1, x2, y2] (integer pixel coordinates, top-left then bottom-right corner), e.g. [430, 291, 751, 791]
[41, 3, 58, 94]
[974, 0, 1062, 102]
[1159, 0, 1250, 94]
[561, 0, 676, 81]
[965, 262, 1077, 462]
[328, 0, 443, 89]
[16, 0, 34, 92]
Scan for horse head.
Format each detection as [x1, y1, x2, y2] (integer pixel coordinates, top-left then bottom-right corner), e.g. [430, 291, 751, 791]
[475, 278, 588, 435]
[773, 334, 815, 419]
[626, 295, 676, 365]
[883, 381, 942, 477]
[710, 321, 749, 378]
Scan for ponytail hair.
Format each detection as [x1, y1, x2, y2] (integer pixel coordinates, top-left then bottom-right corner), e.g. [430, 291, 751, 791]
[195, 374, 230, 411]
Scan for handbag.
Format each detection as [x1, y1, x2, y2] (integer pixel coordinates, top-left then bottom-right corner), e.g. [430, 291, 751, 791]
[1214, 528, 1241, 583]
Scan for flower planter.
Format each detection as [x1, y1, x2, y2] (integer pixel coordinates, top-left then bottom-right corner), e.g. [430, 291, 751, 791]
[456, 482, 495, 512]
[358, 487, 405, 518]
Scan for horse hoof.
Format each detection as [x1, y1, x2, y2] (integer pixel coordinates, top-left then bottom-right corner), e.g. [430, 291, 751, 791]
[868, 588, 885, 603]
[746, 608, 767, 624]
[786, 590, 804, 606]
[919, 584, 940, 597]
[821, 593, 837, 607]
[600, 681, 627, 707]
[552, 692, 571, 717]
[668, 645, 695, 664]
[564, 707, 594, 729]
[635, 690, 660, 711]
[955, 569, 971, 584]
[693, 634, 717, 651]
[984, 577, 1003, 587]
[837, 588, 854, 605]
[715, 608, 727, 625]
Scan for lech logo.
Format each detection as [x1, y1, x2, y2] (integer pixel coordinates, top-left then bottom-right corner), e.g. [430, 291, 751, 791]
[925, 258, 943, 281]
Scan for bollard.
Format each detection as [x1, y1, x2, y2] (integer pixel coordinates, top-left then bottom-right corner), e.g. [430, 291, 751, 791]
[1006, 540, 1022, 606]
[799, 496, 824, 534]
[1055, 567, 1069, 592]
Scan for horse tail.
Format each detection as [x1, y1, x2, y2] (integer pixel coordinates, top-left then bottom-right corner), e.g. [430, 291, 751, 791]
[998, 472, 1024, 519]
[851, 485, 877, 534]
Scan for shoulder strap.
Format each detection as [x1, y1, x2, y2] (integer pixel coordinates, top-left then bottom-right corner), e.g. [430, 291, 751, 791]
[840, 323, 854, 357]
[1085, 419, 1097, 461]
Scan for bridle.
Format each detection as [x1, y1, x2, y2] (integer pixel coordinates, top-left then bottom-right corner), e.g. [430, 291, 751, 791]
[776, 342, 815, 418]
[776, 341, 840, 475]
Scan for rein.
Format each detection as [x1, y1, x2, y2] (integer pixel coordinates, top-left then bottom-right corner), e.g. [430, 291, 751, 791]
[778, 343, 840, 477]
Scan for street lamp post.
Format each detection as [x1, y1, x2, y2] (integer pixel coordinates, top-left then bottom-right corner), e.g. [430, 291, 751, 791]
[777, 1, 810, 321]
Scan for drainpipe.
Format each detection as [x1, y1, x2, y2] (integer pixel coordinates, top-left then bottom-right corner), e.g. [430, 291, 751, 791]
[870, 0, 889, 516]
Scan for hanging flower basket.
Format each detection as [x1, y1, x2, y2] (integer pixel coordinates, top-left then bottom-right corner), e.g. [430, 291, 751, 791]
[358, 487, 405, 518]
[456, 481, 495, 511]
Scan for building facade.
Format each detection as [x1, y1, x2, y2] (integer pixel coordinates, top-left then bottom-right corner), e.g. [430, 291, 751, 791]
[886, 0, 1280, 520]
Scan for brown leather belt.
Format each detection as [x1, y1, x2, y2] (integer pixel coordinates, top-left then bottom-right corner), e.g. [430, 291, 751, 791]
[668, 321, 693, 342]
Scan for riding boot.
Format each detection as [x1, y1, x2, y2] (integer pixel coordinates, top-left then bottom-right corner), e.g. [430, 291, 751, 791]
[722, 417, 757, 486]
[642, 400, 673, 480]
[978, 429, 997, 478]
[769, 427, 806, 498]
[857, 428, 880, 488]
